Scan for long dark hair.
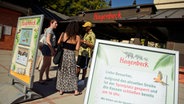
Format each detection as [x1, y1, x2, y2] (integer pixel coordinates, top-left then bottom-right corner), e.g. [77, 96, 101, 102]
[65, 21, 79, 38]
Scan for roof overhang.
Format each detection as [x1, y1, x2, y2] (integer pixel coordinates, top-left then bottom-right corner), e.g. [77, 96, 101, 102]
[76, 4, 157, 23]
[0, 1, 28, 15]
[31, 5, 70, 22]
[116, 8, 184, 26]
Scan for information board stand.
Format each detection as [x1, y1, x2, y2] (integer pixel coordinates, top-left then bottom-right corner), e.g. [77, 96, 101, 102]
[85, 39, 179, 104]
[8, 15, 44, 103]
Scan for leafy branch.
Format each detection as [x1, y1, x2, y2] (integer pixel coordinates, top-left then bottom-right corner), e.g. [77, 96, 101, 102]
[153, 54, 174, 80]
[97, 45, 109, 65]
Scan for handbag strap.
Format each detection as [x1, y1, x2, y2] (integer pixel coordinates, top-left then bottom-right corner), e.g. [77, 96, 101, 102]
[61, 32, 70, 43]
[64, 37, 70, 43]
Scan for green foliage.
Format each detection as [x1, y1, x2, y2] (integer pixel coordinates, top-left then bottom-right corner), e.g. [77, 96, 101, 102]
[16, 33, 20, 45]
[42, 0, 110, 16]
[36, 18, 41, 25]
[97, 45, 109, 65]
[12, 64, 16, 71]
[5, 0, 110, 16]
[33, 27, 39, 57]
[153, 55, 175, 80]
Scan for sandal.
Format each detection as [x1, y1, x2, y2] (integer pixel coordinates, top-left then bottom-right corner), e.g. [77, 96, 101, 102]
[59, 91, 64, 95]
[74, 92, 82, 96]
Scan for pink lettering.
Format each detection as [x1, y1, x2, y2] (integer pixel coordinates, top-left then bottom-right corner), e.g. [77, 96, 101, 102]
[120, 57, 149, 68]
[93, 11, 122, 21]
[21, 20, 37, 26]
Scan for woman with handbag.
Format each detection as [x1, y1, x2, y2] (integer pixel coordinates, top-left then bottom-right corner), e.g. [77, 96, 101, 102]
[56, 21, 81, 96]
[38, 19, 57, 84]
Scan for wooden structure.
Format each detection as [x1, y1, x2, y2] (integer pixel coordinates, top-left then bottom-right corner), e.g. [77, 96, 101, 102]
[75, 3, 184, 67]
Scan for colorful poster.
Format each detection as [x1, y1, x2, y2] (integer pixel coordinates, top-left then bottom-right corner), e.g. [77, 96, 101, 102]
[16, 47, 29, 66]
[9, 15, 44, 88]
[84, 39, 179, 104]
[19, 28, 33, 46]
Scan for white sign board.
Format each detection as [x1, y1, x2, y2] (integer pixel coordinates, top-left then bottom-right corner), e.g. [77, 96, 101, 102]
[84, 39, 179, 104]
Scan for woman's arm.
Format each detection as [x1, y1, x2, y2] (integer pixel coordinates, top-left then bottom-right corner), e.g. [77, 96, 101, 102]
[57, 32, 64, 44]
[76, 35, 81, 51]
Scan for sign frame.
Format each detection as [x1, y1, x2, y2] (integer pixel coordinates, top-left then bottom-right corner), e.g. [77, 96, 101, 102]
[84, 39, 179, 104]
[9, 15, 44, 88]
[0, 24, 2, 39]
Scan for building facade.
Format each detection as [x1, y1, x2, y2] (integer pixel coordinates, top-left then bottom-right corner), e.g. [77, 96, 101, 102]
[0, 2, 28, 50]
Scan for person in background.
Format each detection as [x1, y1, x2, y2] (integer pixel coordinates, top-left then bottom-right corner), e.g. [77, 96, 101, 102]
[56, 21, 81, 96]
[35, 49, 42, 70]
[76, 21, 96, 80]
[38, 19, 57, 84]
[36, 28, 47, 70]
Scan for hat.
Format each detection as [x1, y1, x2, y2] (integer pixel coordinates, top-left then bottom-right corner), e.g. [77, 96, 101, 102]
[82, 21, 92, 27]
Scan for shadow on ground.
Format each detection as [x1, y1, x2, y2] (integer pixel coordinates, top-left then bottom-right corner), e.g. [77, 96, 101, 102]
[32, 75, 88, 97]
[32, 78, 58, 97]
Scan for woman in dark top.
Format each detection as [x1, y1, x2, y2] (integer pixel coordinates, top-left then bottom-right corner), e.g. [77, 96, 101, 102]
[56, 21, 81, 96]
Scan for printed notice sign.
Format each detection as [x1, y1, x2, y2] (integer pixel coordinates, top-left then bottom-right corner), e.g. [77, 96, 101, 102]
[9, 15, 44, 88]
[84, 39, 179, 104]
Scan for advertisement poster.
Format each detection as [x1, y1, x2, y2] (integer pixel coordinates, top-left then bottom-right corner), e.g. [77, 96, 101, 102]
[84, 39, 179, 104]
[16, 47, 29, 66]
[19, 28, 33, 46]
[9, 15, 44, 88]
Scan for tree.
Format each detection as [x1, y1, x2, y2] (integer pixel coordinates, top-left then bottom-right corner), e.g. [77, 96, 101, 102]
[41, 0, 110, 16]
[3, 0, 110, 16]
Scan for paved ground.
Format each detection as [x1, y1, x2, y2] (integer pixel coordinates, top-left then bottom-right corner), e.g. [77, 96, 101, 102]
[0, 50, 88, 104]
[0, 49, 184, 104]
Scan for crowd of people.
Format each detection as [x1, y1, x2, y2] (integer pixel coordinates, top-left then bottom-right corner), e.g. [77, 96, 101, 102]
[36, 19, 96, 96]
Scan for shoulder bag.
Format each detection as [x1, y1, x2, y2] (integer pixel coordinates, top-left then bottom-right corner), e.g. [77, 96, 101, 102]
[53, 36, 70, 65]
